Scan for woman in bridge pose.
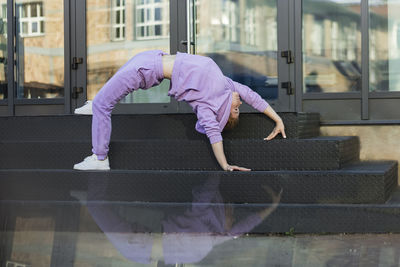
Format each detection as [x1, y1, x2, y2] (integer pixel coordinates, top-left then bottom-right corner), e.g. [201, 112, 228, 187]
[73, 50, 286, 171]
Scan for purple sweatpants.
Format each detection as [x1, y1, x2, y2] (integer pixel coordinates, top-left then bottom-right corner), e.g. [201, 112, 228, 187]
[92, 50, 167, 160]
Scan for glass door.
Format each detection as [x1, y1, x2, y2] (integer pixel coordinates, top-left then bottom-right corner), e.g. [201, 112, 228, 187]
[0, 0, 67, 116]
[186, 0, 294, 112]
[74, 0, 294, 114]
[74, 0, 177, 114]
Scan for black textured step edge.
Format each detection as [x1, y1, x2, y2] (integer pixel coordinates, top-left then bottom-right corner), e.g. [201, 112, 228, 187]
[0, 161, 396, 204]
[0, 137, 360, 171]
[0, 113, 321, 141]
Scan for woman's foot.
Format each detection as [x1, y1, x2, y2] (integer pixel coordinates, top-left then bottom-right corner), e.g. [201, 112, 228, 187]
[73, 154, 110, 170]
[74, 101, 93, 115]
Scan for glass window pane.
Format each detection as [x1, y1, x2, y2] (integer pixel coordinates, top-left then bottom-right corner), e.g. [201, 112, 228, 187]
[155, 24, 161, 35]
[370, 0, 400, 92]
[39, 3, 43, 16]
[16, 0, 64, 99]
[116, 10, 120, 24]
[303, 0, 362, 93]
[116, 27, 120, 38]
[155, 7, 161, 21]
[32, 21, 37, 33]
[31, 3, 37, 17]
[196, 0, 279, 100]
[21, 4, 27, 18]
[140, 25, 144, 36]
[139, 8, 144, 22]
[22, 22, 28, 33]
[0, 1, 7, 99]
[2, 4, 6, 18]
[87, 0, 170, 103]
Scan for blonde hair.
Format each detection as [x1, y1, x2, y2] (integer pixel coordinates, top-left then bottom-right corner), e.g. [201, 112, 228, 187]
[223, 116, 239, 132]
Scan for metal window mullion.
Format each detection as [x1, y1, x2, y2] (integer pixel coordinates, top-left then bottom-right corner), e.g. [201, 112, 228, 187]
[361, 0, 369, 120]
[64, 0, 72, 113]
[294, 0, 302, 112]
[7, 0, 14, 115]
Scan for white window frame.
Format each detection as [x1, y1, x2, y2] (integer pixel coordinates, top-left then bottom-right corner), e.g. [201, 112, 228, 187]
[111, 0, 126, 41]
[135, 0, 169, 40]
[19, 2, 44, 38]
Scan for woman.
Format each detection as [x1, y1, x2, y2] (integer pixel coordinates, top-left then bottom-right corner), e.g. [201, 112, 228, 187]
[74, 50, 286, 171]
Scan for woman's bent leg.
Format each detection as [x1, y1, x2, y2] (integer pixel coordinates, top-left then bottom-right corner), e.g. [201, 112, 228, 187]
[92, 69, 142, 160]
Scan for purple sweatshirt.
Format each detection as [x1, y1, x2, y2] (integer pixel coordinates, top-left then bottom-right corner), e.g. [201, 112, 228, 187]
[169, 52, 269, 144]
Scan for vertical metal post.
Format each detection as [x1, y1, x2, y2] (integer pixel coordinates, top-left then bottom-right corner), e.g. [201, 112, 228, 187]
[276, 0, 292, 111]
[294, 0, 303, 112]
[361, 0, 369, 120]
[191, 0, 196, 54]
[169, 0, 179, 54]
[186, 0, 191, 53]
[7, 0, 14, 115]
[75, 0, 86, 107]
[64, 0, 71, 114]
[288, 0, 296, 112]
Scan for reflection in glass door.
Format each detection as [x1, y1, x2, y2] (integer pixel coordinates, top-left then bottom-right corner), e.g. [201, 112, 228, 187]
[86, 0, 170, 104]
[0, 0, 6, 100]
[302, 0, 362, 93]
[369, 0, 400, 92]
[194, 0, 279, 101]
[15, 0, 64, 99]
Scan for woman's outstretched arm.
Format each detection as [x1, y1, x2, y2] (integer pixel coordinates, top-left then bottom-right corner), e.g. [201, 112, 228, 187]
[211, 141, 251, 171]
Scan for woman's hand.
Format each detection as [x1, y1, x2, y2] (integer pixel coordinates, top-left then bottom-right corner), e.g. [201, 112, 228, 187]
[211, 142, 251, 171]
[224, 164, 251, 172]
[264, 120, 286, 141]
[262, 106, 287, 140]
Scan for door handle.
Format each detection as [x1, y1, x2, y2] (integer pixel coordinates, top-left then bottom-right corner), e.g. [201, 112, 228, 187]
[72, 57, 83, 70]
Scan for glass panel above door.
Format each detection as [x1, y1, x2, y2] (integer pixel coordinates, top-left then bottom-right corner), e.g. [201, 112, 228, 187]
[0, 0, 6, 100]
[369, 0, 400, 92]
[303, 0, 361, 93]
[15, 0, 64, 99]
[194, 0, 278, 100]
[86, 0, 170, 104]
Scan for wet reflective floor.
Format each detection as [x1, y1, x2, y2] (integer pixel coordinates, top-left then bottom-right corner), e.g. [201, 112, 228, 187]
[4, 225, 400, 267]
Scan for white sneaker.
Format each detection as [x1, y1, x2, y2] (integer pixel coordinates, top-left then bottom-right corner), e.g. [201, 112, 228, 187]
[74, 101, 93, 115]
[73, 154, 110, 171]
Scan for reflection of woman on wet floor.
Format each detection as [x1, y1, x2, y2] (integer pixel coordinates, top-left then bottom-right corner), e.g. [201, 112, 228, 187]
[86, 177, 281, 265]
[73, 50, 286, 171]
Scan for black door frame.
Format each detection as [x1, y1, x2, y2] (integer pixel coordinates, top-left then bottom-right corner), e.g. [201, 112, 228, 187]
[0, 0, 71, 116]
